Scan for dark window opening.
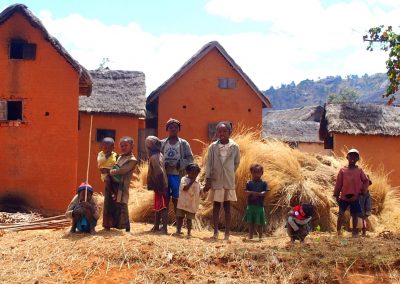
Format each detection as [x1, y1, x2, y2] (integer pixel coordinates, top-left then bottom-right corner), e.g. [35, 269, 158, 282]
[324, 135, 333, 149]
[218, 78, 237, 89]
[9, 39, 36, 60]
[7, 101, 22, 120]
[96, 129, 116, 142]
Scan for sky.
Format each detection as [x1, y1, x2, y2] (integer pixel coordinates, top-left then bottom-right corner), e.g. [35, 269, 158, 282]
[2, 0, 399, 94]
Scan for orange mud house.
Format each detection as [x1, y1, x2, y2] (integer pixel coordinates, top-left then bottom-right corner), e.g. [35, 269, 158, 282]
[263, 106, 330, 155]
[78, 69, 146, 193]
[0, 5, 92, 214]
[146, 41, 271, 155]
[320, 103, 400, 187]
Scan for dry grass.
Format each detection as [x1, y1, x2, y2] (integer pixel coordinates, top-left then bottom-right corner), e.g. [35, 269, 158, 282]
[130, 128, 400, 234]
[1, 223, 399, 283]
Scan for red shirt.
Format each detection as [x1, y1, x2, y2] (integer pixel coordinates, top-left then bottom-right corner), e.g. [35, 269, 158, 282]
[292, 205, 306, 220]
[334, 166, 369, 202]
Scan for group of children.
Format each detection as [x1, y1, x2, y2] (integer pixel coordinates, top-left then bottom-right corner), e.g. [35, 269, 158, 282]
[66, 117, 372, 242]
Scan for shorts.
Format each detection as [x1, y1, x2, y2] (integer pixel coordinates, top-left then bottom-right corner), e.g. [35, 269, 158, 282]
[339, 199, 362, 215]
[176, 208, 195, 220]
[244, 205, 266, 225]
[154, 190, 167, 211]
[167, 175, 180, 199]
[207, 188, 237, 203]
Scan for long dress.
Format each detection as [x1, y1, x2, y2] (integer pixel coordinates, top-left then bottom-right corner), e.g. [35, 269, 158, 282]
[103, 154, 137, 230]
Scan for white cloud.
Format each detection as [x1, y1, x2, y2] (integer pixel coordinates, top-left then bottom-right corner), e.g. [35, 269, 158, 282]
[36, 0, 397, 96]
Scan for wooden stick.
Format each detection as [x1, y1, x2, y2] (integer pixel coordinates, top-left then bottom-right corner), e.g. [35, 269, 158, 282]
[85, 113, 94, 202]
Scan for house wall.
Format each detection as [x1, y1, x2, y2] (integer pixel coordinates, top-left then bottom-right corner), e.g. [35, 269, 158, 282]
[333, 133, 400, 187]
[0, 12, 80, 214]
[77, 113, 142, 193]
[298, 142, 331, 155]
[157, 48, 265, 155]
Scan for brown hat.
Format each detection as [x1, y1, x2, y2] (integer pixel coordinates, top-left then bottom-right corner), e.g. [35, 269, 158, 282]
[166, 118, 181, 131]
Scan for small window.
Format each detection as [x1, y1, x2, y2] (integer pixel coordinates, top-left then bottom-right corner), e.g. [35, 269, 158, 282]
[9, 39, 36, 60]
[324, 135, 333, 149]
[218, 78, 236, 89]
[96, 129, 116, 142]
[0, 100, 23, 121]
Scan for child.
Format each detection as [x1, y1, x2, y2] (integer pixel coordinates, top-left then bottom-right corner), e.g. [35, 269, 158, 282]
[244, 164, 268, 240]
[334, 148, 369, 237]
[97, 137, 118, 183]
[204, 121, 240, 240]
[107, 136, 138, 232]
[146, 136, 169, 234]
[176, 163, 201, 237]
[161, 118, 194, 215]
[66, 183, 99, 234]
[359, 176, 373, 236]
[287, 203, 314, 242]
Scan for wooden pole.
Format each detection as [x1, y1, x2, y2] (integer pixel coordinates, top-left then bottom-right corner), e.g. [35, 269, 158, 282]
[85, 113, 94, 202]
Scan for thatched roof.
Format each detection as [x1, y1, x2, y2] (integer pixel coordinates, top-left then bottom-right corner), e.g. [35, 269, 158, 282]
[0, 4, 92, 96]
[79, 69, 146, 117]
[263, 120, 322, 143]
[264, 105, 323, 122]
[320, 102, 400, 137]
[147, 41, 271, 108]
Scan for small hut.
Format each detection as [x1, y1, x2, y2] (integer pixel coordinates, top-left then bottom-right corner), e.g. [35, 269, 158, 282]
[263, 106, 328, 154]
[319, 102, 400, 186]
[78, 69, 146, 192]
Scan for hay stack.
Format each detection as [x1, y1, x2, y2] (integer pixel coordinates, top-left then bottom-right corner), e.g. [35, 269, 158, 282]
[129, 128, 399, 233]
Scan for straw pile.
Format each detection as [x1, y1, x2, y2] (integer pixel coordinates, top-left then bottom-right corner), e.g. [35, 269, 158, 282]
[129, 128, 399, 233]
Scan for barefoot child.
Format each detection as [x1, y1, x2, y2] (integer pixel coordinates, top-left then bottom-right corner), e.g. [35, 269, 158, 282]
[287, 203, 314, 242]
[204, 121, 240, 240]
[146, 136, 169, 234]
[176, 163, 201, 237]
[334, 148, 369, 237]
[360, 176, 373, 236]
[244, 164, 268, 240]
[161, 118, 194, 215]
[66, 183, 99, 234]
[108, 136, 138, 232]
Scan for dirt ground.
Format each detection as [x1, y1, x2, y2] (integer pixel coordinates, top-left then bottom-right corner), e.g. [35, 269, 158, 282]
[0, 222, 399, 284]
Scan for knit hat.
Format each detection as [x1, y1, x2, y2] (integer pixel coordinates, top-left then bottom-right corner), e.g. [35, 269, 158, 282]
[77, 182, 93, 193]
[166, 118, 181, 131]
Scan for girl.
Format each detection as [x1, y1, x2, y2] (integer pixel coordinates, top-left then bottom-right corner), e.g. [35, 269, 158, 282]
[176, 163, 201, 238]
[104, 136, 137, 232]
[244, 164, 268, 240]
[204, 121, 240, 240]
[146, 136, 169, 234]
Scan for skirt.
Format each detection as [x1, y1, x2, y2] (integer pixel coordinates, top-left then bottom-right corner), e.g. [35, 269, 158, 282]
[244, 205, 266, 225]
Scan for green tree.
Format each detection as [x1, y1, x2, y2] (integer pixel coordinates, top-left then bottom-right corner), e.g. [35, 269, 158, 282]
[364, 25, 400, 104]
[327, 89, 359, 103]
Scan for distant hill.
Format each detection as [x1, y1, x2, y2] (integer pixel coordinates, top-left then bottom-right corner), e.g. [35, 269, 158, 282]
[263, 73, 390, 110]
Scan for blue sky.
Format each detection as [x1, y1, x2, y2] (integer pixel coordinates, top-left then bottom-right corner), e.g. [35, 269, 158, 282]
[1, 0, 398, 93]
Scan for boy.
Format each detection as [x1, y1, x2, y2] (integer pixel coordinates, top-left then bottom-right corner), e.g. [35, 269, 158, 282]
[334, 148, 370, 237]
[66, 183, 99, 234]
[97, 137, 118, 183]
[161, 118, 194, 215]
[146, 136, 169, 234]
[287, 203, 314, 242]
[176, 163, 202, 238]
[244, 164, 268, 240]
[204, 121, 240, 240]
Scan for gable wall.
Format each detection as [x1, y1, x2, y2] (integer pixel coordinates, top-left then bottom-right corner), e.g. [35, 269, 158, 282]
[157, 48, 264, 155]
[0, 12, 80, 214]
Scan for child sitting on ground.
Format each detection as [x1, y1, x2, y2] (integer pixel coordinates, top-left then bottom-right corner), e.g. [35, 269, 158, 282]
[175, 163, 202, 238]
[66, 183, 99, 234]
[244, 164, 268, 240]
[287, 203, 314, 242]
[146, 136, 169, 234]
[334, 148, 369, 237]
[97, 137, 118, 200]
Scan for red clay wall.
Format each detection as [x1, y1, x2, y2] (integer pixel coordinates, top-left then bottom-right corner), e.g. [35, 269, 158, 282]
[77, 113, 141, 193]
[157, 48, 264, 155]
[333, 133, 400, 187]
[0, 12, 80, 214]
